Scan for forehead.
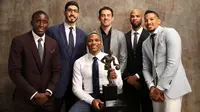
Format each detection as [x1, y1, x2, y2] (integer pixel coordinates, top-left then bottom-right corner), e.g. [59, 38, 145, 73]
[101, 9, 112, 15]
[33, 13, 48, 20]
[145, 13, 157, 19]
[88, 33, 101, 40]
[130, 10, 142, 16]
[67, 5, 78, 10]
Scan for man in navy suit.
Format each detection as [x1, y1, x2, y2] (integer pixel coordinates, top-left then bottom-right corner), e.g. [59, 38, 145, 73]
[46, 1, 87, 111]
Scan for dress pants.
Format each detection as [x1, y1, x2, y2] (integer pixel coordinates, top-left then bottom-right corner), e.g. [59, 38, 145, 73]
[152, 94, 182, 112]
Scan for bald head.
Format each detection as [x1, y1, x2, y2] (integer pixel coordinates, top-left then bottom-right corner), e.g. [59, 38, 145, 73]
[129, 9, 143, 30]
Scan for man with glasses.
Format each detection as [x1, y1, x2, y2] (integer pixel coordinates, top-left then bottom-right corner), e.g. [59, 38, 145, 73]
[46, 1, 87, 111]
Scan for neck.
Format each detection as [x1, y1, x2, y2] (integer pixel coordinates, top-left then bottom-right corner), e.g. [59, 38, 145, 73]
[132, 26, 142, 32]
[101, 26, 111, 34]
[90, 51, 100, 56]
[65, 21, 76, 27]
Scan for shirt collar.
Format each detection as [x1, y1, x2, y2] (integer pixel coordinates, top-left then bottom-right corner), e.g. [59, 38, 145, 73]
[32, 30, 45, 42]
[64, 22, 76, 31]
[131, 27, 143, 35]
[151, 26, 161, 35]
[88, 51, 104, 60]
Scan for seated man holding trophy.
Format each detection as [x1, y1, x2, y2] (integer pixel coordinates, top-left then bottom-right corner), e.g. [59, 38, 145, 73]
[69, 32, 123, 112]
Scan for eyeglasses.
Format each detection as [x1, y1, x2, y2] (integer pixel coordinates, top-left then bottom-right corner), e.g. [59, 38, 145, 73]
[66, 8, 79, 13]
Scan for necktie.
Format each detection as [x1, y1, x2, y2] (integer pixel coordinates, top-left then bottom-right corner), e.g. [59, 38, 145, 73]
[69, 27, 74, 49]
[38, 37, 43, 62]
[92, 57, 100, 94]
[133, 32, 138, 51]
[150, 34, 156, 54]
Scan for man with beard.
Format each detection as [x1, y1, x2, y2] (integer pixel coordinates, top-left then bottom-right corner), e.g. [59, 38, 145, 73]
[95, 6, 127, 74]
[46, 1, 87, 111]
[123, 9, 153, 112]
[142, 10, 191, 112]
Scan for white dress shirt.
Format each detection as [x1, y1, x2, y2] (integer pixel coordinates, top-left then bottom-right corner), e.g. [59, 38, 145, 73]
[72, 52, 123, 105]
[131, 27, 143, 79]
[64, 22, 76, 46]
[30, 30, 52, 100]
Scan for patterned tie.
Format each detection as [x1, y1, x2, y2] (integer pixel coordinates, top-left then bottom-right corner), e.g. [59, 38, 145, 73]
[38, 37, 43, 62]
[150, 34, 156, 54]
[92, 57, 100, 94]
[69, 27, 74, 49]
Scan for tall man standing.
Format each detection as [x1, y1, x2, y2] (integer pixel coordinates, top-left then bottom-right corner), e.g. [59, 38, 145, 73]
[142, 10, 192, 112]
[123, 9, 153, 112]
[46, 1, 87, 111]
[8, 10, 61, 112]
[95, 6, 127, 73]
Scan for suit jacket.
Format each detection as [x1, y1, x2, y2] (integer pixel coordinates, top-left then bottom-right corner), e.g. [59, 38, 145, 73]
[124, 28, 149, 82]
[96, 28, 127, 72]
[142, 26, 192, 99]
[46, 23, 87, 98]
[8, 31, 61, 106]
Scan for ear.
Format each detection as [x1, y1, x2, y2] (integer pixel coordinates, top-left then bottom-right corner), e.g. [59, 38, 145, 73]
[158, 19, 161, 25]
[98, 16, 101, 21]
[30, 21, 33, 27]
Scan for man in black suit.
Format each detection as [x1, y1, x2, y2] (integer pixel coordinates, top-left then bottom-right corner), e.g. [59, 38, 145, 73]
[123, 9, 153, 112]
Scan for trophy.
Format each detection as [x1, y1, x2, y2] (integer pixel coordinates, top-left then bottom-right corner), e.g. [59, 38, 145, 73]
[101, 50, 122, 111]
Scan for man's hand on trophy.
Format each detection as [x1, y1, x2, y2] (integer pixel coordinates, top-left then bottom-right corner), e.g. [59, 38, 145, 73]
[125, 75, 141, 89]
[92, 99, 104, 110]
[108, 68, 117, 80]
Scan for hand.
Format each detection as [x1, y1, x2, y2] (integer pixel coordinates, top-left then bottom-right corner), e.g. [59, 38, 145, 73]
[108, 69, 117, 80]
[125, 75, 141, 89]
[33, 93, 48, 105]
[92, 99, 104, 110]
[44, 91, 51, 100]
[150, 87, 165, 102]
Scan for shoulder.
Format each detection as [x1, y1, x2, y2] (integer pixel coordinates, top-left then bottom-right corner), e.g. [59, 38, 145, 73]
[12, 32, 31, 42]
[112, 29, 124, 35]
[76, 27, 87, 35]
[125, 30, 131, 38]
[74, 54, 88, 65]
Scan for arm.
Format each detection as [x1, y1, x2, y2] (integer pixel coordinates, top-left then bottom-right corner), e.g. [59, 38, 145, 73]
[157, 28, 182, 90]
[142, 43, 155, 89]
[72, 60, 94, 105]
[47, 43, 61, 93]
[118, 33, 127, 73]
[8, 38, 37, 99]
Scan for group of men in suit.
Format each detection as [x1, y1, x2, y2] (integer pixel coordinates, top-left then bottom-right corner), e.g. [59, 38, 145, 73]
[8, 0, 191, 112]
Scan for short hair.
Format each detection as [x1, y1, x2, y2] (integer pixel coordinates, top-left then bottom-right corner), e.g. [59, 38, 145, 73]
[31, 10, 48, 20]
[144, 10, 159, 19]
[87, 31, 102, 41]
[99, 6, 114, 16]
[65, 1, 79, 11]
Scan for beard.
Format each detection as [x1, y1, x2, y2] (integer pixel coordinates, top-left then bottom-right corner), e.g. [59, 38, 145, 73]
[66, 15, 78, 23]
[131, 22, 142, 29]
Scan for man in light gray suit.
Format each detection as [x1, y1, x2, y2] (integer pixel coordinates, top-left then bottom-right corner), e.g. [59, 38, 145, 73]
[142, 10, 191, 112]
[95, 6, 127, 73]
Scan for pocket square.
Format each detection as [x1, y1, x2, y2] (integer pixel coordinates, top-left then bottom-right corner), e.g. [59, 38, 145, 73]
[50, 49, 55, 53]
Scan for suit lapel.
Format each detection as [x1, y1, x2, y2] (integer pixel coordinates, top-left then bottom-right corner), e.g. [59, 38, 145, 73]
[145, 37, 154, 62]
[126, 31, 134, 54]
[29, 32, 43, 72]
[43, 37, 51, 69]
[154, 27, 164, 63]
[58, 24, 71, 58]
[110, 29, 117, 52]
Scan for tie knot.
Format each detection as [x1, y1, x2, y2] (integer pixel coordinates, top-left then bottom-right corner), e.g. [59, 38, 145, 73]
[38, 38, 43, 43]
[150, 34, 156, 39]
[93, 57, 98, 61]
[69, 27, 73, 30]
[134, 32, 138, 35]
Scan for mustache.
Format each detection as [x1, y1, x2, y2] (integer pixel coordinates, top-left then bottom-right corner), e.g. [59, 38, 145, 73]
[69, 15, 75, 18]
